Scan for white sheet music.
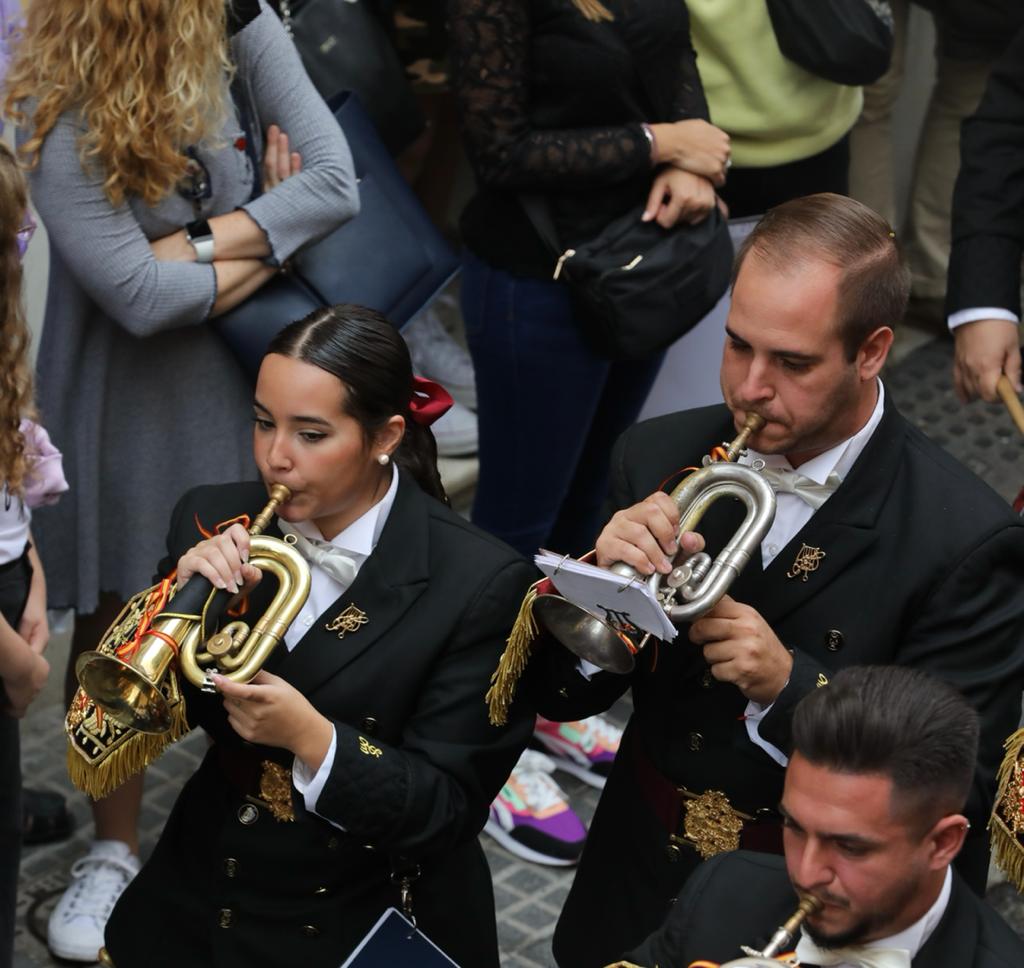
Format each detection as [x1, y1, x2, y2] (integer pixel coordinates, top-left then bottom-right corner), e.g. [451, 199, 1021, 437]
[535, 551, 677, 642]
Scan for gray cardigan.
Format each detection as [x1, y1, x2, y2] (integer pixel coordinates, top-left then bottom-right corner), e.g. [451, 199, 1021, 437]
[30, 0, 359, 612]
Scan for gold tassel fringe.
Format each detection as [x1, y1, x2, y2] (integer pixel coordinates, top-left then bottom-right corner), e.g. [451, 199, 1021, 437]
[66, 695, 190, 800]
[989, 726, 1024, 891]
[571, 0, 614, 23]
[486, 582, 541, 726]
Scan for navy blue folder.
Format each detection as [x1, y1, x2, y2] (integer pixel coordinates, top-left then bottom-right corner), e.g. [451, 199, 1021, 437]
[339, 908, 461, 968]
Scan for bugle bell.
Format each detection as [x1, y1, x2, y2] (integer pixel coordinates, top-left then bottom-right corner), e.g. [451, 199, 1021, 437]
[75, 484, 311, 734]
[534, 413, 776, 673]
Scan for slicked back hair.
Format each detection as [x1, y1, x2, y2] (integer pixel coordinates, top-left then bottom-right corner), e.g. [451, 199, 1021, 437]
[732, 193, 910, 361]
[267, 304, 448, 505]
[791, 666, 978, 830]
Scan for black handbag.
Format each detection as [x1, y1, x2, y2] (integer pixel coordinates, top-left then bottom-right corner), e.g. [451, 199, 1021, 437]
[215, 91, 459, 379]
[274, 0, 424, 155]
[520, 196, 734, 361]
[765, 0, 894, 87]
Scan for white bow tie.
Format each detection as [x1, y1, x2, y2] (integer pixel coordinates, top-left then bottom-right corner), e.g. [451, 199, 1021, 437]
[760, 467, 842, 510]
[277, 520, 358, 587]
[795, 934, 911, 968]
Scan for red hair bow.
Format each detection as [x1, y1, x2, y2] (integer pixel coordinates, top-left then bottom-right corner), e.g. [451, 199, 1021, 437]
[409, 376, 454, 427]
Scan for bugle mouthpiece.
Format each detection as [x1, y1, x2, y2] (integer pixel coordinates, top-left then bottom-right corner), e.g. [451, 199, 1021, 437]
[249, 484, 292, 536]
[755, 893, 823, 959]
[268, 483, 292, 505]
[784, 894, 823, 934]
[724, 413, 766, 462]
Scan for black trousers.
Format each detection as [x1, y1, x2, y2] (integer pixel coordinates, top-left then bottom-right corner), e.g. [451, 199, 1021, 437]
[0, 552, 31, 968]
[718, 134, 851, 219]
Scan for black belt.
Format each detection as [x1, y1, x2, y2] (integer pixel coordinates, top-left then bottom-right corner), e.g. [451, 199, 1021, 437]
[631, 729, 783, 861]
[0, 548, 30, 577]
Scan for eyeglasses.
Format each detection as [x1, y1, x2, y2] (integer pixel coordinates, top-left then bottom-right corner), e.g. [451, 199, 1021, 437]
[15, 213, 36, 259]
[176, 147, 212, 217]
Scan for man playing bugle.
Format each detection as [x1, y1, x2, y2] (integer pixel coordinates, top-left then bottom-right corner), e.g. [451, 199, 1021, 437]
[615, 667, 1024, 968]
[510, 194, 1024, 967]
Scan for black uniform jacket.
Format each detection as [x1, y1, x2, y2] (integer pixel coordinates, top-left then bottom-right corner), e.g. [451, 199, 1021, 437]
[105, 474, 534, 968]
[527, 395, 1024, 967]
[626, 851, 1024, 968]
[947, 22, 1024, 318]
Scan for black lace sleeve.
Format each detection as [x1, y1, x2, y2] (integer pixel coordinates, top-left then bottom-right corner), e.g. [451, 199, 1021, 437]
[671, 41, 710, 122]
[447, 0, 652, 191]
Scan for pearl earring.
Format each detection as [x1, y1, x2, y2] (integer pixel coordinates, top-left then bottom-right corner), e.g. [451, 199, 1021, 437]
[377, 453, 390, 466]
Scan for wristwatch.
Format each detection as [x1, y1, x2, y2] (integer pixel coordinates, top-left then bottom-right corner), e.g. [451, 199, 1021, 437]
[185, 218, 215, 264]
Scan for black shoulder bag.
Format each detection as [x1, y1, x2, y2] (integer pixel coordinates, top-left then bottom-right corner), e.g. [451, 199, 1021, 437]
[520, 195, 734, 362]
[274, 0, 424, 155]
[765, 0, 894, 87]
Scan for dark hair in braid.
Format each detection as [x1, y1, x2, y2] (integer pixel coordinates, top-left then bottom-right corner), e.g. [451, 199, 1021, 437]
[266, 304, 449, 505]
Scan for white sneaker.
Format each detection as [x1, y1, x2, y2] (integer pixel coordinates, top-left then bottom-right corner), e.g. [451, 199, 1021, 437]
[431, 399, 478, 457]
[47, 840, 140, 962]
[405, 300, 478, 410]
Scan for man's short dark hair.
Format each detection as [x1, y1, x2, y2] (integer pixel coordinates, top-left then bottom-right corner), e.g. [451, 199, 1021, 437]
[791, 666, 979, 826]
[732, 193, 911, 361]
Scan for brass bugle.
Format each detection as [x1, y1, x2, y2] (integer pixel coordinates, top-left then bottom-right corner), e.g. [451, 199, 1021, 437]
[76, 484, 311, 734]
[601, 894, 822, 968]
[533, 413, 776, 673]
[724, 894, 823, 966]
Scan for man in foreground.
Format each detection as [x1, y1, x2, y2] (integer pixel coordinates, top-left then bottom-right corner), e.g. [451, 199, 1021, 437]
[617, 666, 1024, 968]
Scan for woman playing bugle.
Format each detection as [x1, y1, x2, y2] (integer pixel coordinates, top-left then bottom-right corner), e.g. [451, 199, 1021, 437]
[100, 305, 534, 967]
[4, 1, 358, 956]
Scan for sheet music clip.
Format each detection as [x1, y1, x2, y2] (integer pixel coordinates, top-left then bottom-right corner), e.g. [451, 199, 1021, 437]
[540, 549, 572, 577]
[616, 573, 644, 594]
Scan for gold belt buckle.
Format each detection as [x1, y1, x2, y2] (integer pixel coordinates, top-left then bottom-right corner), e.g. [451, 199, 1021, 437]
[666, 788, 752, 861]
[253, 760, 296, 823]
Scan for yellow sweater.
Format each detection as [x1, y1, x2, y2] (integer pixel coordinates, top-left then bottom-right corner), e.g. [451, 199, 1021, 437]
[688, 0, 863, 168]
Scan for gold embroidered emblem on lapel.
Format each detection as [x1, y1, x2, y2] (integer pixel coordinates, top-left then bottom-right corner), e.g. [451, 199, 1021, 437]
[258, 761, 295, 822]
[359, 736, 382, 758]
[786, 544, 826, 582]
[325, 603, 369, 639]
[816, 673, 829, 688]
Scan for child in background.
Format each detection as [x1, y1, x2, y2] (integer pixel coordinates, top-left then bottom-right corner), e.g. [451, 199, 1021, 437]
[0, 140, 65, 968]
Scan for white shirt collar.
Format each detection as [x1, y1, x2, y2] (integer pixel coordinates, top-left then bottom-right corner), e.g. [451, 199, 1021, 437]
[865, 865, 951, 958]
[747, 380, 885, 485]
[285, 464, 399, 560]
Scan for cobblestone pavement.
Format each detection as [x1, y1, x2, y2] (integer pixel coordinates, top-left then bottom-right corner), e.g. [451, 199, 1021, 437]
[13, 334, 1024, 966]
[884, 336, 1024, 505]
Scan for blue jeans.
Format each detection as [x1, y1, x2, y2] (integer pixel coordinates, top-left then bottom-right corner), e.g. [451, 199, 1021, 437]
[461, 250, 664, 558]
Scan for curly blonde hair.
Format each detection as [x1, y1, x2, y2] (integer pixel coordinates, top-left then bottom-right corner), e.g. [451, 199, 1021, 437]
[0, 142, 35, 496]
[4, 0, 233, 207]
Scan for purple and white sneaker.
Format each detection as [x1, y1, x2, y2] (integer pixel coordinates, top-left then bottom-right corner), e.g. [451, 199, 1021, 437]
[484, 750, 587, 866]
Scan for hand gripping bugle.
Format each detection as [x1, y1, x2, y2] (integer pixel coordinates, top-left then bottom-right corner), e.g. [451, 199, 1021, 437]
[533, 413, 777, 674]
[75, 484, 311, 734]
